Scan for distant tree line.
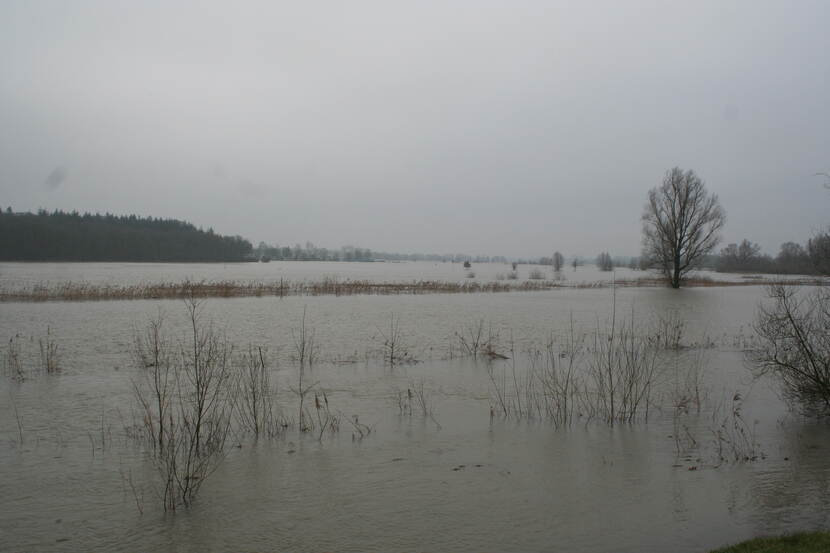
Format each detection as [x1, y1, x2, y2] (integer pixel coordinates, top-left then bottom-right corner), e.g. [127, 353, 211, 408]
[254, 240, 510, 264]
[538, 251, 565, 271]
[713, 235, 830, 275]
[255, 241, 374, 262]
[0, 208, 252, 262]
[374, 251, 509, 264]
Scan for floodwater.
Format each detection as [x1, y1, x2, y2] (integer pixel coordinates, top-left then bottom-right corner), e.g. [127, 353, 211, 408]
[1, 262, 828, 552]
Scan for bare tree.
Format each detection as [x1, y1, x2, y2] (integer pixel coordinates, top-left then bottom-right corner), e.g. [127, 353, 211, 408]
[596, 252, 614, 272]
[716, 239, 765, 272]
[807, 229, 830, 275]
[749, 284, 830, 413]
[642, 167, 726, 288]
[552, 251, 564, 272]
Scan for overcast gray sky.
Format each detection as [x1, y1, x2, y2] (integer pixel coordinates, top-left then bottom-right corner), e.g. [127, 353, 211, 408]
[1, 1, 828, 258]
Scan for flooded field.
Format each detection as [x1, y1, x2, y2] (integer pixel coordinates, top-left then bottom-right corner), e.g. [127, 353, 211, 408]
[1, 262, 828, 552]
[0, 260, 807, 293]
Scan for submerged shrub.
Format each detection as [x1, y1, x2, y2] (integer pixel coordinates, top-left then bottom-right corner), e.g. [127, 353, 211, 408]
[749, 284, 830, 414]
[132, 300, 234, 511]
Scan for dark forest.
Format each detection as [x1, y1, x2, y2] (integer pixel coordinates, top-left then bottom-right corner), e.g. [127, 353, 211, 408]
[0, 209, 252, 262]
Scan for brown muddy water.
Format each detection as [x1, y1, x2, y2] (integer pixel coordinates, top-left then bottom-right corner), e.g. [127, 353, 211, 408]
[1, 263, 828, 552]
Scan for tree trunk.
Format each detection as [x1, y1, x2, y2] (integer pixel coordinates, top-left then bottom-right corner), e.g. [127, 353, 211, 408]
[672, 255, 681, 288]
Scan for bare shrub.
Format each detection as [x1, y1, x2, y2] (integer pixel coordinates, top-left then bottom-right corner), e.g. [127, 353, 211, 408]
[132, 300, 235, 511]
[457, 319, 485, 357]
[182, 298, 234, 456]
[128, 302, 362, 510]
[487, 303, 681, 426]
[528, 268, 545, 280]
[668, 349, 707, 414]
[375, 314, 413, 365]
[291, 307, 318, 431]
[235, 345, 281, 439]
[649, 309, 687, 350]
[531, 318, 585, 426]
[667, 350, 708, 460]
[586, 315, 661, 424]
[456, 319, 504, 359]
[132, 313, 173, 455]
[287, 309, 357, 438]
[506, 271, 518, 280]
[749, 284, 830, 413]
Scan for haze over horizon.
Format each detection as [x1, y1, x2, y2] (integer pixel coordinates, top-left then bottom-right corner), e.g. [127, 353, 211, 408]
[1, 1, 828, 259]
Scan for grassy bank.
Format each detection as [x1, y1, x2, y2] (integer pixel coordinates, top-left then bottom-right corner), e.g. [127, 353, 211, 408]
[710, 532, 830, 553]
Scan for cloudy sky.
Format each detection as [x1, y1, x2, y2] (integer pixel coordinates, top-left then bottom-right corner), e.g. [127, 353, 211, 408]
[1, 1, 828, 258]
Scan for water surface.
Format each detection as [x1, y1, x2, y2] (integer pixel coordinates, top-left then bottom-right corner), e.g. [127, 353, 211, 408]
[1, 263, 827, 552]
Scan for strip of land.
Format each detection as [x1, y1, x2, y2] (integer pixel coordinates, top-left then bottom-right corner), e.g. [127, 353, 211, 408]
[0, 276, 825, 302]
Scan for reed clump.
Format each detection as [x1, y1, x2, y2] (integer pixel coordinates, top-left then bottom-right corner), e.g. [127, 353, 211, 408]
[4, 335, 24, 381]
[39, 327, 60, 373]
[708, 391, 762, 464]
[4, 330, 61, 380]
[395, 380, 441, 429]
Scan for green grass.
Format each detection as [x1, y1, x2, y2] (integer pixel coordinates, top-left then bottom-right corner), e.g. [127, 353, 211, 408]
[711, 532, 830, 553]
